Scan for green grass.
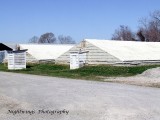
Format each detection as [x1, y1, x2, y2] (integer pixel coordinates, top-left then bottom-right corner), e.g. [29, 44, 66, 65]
[0, 63, 160, 80]
[0, 63, 8, 71]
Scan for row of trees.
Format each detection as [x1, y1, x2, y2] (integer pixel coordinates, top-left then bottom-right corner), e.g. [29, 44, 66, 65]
[29, 33, 76, 44]
[111, 10, 160, 42]
[29, 10, 160, 43]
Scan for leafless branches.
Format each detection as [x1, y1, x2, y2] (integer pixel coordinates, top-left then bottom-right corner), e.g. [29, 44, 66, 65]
[58, 35, 75, 44]
[111, 25, 135, 41]
[112, 10, 160, 42]
[29, 33, 76, 44]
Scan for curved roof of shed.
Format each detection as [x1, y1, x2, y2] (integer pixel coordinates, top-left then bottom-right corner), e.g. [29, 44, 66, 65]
[19, 44, 74, 60]
[85, 39, 160, 61]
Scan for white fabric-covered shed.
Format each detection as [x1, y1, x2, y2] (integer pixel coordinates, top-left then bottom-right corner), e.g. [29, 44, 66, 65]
[19, 44, 74, 63]
[56, 39, 160, 65]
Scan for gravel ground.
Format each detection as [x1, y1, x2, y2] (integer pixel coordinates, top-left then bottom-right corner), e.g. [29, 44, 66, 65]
[105, 67, 160, 87]
[0, 71, 160, 120]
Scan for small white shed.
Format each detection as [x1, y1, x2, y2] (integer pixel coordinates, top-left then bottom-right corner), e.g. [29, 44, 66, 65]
[70, 52, 88, 69]
[7, 50, 27, 70]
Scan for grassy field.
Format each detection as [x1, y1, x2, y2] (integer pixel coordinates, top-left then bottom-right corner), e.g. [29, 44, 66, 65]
[0, 63, 160, 81]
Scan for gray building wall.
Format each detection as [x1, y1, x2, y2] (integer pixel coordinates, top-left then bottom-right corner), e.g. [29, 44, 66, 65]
[56, 41, 121, 65]
[0, 51, 8, 63]
[0, 51, 5, 63]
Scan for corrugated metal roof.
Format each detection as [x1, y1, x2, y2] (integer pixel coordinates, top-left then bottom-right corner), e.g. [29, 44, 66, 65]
[19, 44, 73, 60]
[85, 39, 160, 61]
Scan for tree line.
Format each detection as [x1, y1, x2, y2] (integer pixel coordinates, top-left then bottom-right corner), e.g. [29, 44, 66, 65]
[29, 10, 160, 43]
[29, 33, 76, 44]
[111, 10, 160, 42]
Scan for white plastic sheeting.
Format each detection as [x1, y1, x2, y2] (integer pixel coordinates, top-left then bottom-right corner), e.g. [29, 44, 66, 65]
[19, 44, 74, 60]
[86, 39, 160, 61]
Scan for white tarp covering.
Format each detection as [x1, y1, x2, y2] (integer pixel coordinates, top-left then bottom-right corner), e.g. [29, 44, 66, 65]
[86, 39, 160, 61]
[19, 44, 73, 60]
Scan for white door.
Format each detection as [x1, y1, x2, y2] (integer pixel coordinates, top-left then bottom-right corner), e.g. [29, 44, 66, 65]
[70, 54, 79, 69]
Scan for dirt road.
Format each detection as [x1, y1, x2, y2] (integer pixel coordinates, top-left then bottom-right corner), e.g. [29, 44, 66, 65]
[0, 72, 160, 120]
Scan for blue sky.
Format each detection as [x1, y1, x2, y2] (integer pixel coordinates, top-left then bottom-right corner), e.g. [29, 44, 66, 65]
[1, 0, 160, 43]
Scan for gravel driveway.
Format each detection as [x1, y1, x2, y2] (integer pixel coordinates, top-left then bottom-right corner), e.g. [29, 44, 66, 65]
[0, 72, 160, 120]
[105, 67, 160, 87]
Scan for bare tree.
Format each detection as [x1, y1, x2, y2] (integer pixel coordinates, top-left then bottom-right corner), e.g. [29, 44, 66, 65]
[58, 35, 76, 44]
[151, 10, 160, 22]
[29, 36, 39, 43]
[137, 30, 145, 42]
[38, 32, 56, 43]
[111, 25, 135, 41]
[138, 10, 160, 42]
